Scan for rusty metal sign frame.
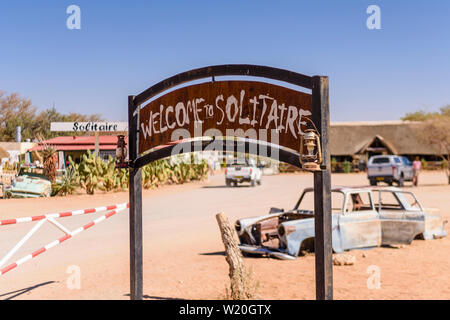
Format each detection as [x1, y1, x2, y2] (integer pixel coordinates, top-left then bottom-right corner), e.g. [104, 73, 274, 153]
[127, 64, 332, 300]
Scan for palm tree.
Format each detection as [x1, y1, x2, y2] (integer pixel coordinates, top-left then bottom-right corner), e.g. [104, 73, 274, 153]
[38, 134, 58, 183]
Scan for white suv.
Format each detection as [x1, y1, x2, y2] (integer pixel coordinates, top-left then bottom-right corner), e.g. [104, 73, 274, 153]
[367, 155, 414, 187]
[225, 158, 263, 187]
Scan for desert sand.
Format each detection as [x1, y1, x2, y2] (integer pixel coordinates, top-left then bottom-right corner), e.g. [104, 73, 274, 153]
[0, 171, 449, 300]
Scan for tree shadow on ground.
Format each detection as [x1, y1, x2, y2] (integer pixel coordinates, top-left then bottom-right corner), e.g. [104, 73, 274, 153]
[373, 183, 448, 188]
[0, 281, 57, 300]
[199, 251, 270, 259]
[199, 251, 226, 256]
[401, 183, 448, 188]
[124, 293, 185, 300]
[380, 244, 403, 249]
[202, 185, 252, 189]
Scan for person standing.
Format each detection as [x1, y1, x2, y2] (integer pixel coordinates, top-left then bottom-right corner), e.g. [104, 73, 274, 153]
[412, 156, 422, 186]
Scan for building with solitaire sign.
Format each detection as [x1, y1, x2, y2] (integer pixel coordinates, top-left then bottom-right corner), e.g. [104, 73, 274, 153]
[20, 121, 443, 170]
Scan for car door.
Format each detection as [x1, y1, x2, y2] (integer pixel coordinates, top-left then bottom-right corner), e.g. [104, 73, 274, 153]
[375, 190, 424, 244]
[401, 157, 414, 180]
[338, 191, 382, 250]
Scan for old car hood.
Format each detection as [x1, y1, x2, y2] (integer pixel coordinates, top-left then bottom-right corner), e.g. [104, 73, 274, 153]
[8, 175, 51, 197]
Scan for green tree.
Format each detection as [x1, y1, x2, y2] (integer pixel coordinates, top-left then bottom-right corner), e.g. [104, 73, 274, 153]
[0, 91, 104, 141]
[402, 105, 450, 121]
[402, 105, 450, 184]
[0, 91, 39, 141]
[35, 107, 103, 139]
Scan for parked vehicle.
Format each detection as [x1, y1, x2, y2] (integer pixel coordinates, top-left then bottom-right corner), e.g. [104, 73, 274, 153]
[235, 187, 447, 259]
[367, 155, 413, 186]
[225, 158, 262, 187]
[3, 166, 52, 198]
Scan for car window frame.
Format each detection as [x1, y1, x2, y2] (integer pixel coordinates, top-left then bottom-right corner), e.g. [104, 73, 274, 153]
[374, 189, 406, 211]
[343, 191, 375, 215]
[394, 191, 423, 212]
[294, 190, 345, 214]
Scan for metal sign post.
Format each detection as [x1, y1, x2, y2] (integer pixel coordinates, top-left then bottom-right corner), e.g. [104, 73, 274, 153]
[128, 96, 143, 300]
[312, 76, 332, 300]
[94, 132, 100, 157]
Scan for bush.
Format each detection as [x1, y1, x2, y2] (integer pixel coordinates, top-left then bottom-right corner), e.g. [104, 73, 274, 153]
[331, 158, 337, 172]
[343, 160, 351, 173]
[141, 155, 209, 189]
[67, 151, 209, 194]
[52, 167, 78, 196]
[421, 158, 428, 170]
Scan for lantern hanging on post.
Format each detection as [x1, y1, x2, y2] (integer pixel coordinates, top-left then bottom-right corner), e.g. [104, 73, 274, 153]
[299, 128, 323, 171]
[115, 134, 128, 168]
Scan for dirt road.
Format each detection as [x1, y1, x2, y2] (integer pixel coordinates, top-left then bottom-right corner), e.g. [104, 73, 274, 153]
[0, 171, 449, 299]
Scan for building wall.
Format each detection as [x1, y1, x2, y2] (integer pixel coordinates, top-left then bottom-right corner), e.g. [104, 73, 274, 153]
[0, 142, 37, 163]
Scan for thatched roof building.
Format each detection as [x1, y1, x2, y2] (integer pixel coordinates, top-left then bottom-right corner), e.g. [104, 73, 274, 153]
[330, 121, 438, 160]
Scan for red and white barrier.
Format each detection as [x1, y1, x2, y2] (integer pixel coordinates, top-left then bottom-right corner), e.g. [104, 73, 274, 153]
[0, 203, 129, 276]
[0, 202, 128, 226]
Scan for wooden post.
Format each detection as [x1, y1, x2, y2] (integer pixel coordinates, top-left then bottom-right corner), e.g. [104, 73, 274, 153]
[215, 212, 254, 300]
[311, 76, 333, 300]
[128, 95, 143, 300]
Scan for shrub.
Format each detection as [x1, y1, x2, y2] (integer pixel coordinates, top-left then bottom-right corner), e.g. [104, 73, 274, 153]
[52, 167, 78, 196]
[421, 158, 428, 170]
[68, 151, 210, 194]
[343, 160, 351, 173]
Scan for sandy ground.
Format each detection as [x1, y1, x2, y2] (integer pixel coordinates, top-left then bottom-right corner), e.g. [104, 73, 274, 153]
[0, 171, 449, 300]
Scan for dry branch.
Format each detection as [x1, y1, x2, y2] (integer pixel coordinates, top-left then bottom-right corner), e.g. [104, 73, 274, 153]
[215, 212, 257, 300]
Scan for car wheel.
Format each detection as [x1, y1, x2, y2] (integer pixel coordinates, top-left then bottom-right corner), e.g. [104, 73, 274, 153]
[257, 179, 262, 185]
[233, 181, 237, 187]
[397, 175, 404, 187]
[388, 181, 393, 186]
[370, 179, 377, 186]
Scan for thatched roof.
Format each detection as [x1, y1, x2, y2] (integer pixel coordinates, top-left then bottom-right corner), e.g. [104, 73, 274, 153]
[0, 146, 10, 159]
[330, 121, 438, 156]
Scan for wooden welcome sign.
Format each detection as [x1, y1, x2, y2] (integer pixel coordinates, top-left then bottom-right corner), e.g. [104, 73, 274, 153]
[139, 81, 312, 153]
[128, 65, 332, 301]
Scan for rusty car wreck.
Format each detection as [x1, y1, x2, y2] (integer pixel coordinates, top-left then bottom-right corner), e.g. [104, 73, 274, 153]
[235, 187, 447, 259]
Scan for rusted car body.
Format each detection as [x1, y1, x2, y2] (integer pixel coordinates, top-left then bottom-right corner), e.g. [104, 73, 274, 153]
[3, 166, 52, 198]
[235, 187, 447, 259]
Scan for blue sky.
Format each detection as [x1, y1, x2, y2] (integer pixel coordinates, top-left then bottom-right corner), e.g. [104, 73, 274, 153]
[0, 1, 449, 121]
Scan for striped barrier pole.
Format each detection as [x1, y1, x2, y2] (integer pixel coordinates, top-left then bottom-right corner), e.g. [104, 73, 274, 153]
[0, 204, 129, 276]
[0, 202, 128, 226]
